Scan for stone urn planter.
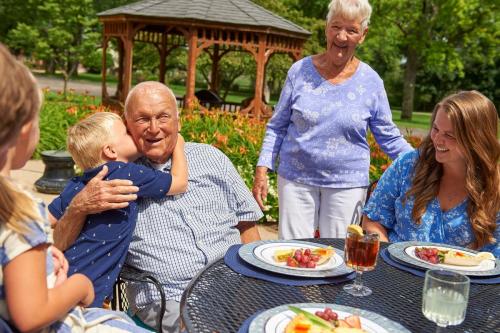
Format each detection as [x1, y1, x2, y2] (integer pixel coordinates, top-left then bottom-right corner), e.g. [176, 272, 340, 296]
[35, 150, 75, 194]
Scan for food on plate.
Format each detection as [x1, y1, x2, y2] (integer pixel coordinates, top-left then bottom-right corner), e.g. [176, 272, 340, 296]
[285, 306, 366, 333]
[414, 247, 494, 266]
[273, 247, 334, 268]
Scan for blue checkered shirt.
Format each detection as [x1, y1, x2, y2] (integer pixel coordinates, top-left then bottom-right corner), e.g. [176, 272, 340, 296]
[126, 143, 263, 309]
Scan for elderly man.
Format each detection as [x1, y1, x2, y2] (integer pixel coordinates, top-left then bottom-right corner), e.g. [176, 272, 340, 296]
[50, 82, 263, 332]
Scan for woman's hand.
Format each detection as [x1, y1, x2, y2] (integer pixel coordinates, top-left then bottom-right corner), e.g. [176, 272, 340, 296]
[252, 166, 269, 210]
[362, 216, 389, 242]
[50, 246, 68, 287]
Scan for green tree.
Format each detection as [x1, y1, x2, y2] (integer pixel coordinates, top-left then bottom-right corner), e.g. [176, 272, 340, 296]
[92, 0, 136, 13]
[371, 0, 499, 119]
[0, 0, 38, 41]
[7, 0, 100, 96]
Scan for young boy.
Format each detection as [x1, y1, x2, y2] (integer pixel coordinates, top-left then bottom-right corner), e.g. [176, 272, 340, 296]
[48, 112, 188, 307]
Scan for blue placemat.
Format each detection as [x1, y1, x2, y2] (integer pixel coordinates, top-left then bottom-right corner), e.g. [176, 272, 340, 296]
[224, 244, 355, 286]
[237, 310, 264, 333]
[381, 248, 500, 284]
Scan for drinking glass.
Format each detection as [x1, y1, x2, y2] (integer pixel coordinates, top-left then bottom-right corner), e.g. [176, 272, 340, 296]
[343, 231, 380, 296]
[422, 269, 470, 332]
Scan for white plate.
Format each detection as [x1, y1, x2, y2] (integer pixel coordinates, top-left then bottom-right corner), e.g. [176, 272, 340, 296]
[248, 303, 411, 333]
[238, 240, 353, 278]
[405, 245, 495, 272]
[388, 241, 500, 277]
[253, 242, 342, 271]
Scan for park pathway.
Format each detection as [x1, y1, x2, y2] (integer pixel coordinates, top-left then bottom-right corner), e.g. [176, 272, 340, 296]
[36, 75, 114, 97]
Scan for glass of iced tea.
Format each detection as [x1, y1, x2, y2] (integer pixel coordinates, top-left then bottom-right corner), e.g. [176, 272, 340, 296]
[343, 229, 380, 297]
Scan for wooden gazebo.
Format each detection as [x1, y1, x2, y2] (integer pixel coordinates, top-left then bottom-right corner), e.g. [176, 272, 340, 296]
[98, 0, 310, 118]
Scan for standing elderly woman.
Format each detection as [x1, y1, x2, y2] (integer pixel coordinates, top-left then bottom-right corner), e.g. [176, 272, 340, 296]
[363, 91, 500, 257]
[253, 0, 411, 239]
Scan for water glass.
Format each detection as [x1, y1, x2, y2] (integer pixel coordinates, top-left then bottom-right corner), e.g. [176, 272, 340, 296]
[422, 269, 470, 331]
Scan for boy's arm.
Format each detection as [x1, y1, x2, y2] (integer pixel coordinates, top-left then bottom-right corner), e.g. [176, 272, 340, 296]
[167, 134, 188, 195]
[53, 166, 138, 251]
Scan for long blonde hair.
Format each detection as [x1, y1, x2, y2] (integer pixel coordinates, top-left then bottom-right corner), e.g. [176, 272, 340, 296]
[406, 91, 500, 249]
[0, 44, 42, 234]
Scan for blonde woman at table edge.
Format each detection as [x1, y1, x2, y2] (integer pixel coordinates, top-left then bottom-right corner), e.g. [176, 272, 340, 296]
[363, 91, 500, 257]
[0, 43, 150, 332]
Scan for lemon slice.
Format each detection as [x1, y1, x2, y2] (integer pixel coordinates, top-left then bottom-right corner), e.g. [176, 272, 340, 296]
[476, 252, 495, 260]
[347, 224, 364, 236]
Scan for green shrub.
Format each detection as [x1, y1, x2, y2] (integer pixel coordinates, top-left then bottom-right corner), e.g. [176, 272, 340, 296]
[36, 89, 103, 158]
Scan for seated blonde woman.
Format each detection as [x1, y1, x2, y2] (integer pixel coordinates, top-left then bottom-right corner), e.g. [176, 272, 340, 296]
[363, 91, 500, 257]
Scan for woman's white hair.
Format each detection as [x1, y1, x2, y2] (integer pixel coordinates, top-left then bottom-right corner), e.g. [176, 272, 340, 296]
[326, 0, 372, 30]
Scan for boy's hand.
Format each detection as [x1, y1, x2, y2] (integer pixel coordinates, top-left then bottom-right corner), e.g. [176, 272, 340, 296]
[175, 133, 185, 149]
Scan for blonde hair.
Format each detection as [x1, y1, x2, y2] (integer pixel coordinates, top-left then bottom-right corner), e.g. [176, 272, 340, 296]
[406, 91, 500, 249]
[67, 112, 123, 170]
[327, 0, 372, 30]
[0, 43, 43, 234]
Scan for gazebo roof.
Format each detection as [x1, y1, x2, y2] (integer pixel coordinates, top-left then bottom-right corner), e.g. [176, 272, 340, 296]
[98, 0, 310, 37]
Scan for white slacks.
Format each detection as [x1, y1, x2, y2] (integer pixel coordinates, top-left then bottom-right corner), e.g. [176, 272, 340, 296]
[277, 175, 367, 239]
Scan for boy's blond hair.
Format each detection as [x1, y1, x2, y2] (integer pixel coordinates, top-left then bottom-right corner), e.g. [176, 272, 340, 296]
[67, 112, 123, 170]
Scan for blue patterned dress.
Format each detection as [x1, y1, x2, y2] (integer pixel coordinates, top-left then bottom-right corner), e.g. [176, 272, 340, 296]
[0, 190, 151, 332]
[363, 150, 500, 257]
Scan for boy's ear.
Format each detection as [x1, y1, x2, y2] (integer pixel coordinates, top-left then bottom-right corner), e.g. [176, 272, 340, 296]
[102, 144, 117, 160]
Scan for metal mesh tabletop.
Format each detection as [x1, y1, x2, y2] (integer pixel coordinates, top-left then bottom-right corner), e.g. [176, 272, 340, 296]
[181, 239, 500, 333]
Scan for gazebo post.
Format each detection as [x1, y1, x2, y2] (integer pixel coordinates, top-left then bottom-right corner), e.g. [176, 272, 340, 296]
[252, 34, 267, 119]
[185, 28, 198, 107]
[115, 38, 125, 100]
[159, 31, 168, 83]
[121, 23, 134, 103]
[101, 37, 109, 100]
[210, 44, 220, 94]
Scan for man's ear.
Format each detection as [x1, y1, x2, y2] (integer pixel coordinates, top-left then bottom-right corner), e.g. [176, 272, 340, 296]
[102, 144, 117, 160]
[177, 118, 182, 131]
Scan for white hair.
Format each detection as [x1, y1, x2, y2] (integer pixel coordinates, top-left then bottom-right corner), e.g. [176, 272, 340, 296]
[124, 81, 178, 117]
[327, 0, 372, 30]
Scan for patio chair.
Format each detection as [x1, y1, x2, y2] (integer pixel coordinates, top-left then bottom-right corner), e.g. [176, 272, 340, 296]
[112, 264, 166, 333]
[314, 179, 380, 237]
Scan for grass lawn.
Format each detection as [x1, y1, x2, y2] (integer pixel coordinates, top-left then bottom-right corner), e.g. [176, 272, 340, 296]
[392, 110, 431, 131]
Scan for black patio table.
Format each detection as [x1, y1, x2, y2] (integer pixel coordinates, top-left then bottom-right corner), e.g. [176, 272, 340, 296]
[180, 239, 500, 333]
